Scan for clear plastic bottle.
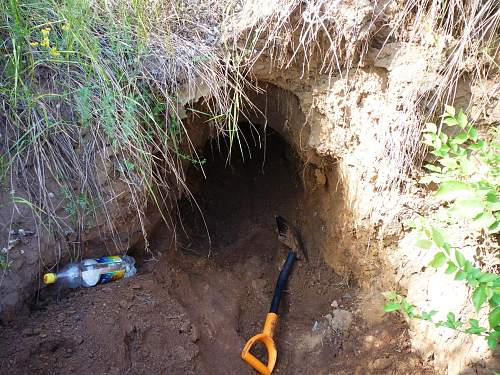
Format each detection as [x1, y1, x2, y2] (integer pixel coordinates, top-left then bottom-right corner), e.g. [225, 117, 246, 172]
[43, 255, 136, 288]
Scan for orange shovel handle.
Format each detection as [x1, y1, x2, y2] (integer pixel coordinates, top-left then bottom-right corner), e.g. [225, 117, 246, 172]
[241, 313, 278, 375]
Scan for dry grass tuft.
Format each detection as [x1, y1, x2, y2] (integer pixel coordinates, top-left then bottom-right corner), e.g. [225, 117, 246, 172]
[0, 0, 498, 264]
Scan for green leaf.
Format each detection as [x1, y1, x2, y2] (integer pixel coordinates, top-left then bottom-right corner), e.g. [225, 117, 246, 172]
[432, 148, 447, 157]
[455, 250, 466, 267]
[445, 261, 458, 274]
[464, 326, 486, 335]
[463, 261, 473, 273]
[438, 157, 458, 169]
[472, 212, 496, 230]
[472, 285, 487, 311]
[423, 134, 435, 146]
[439, 132, 448, 144]
[446, 312, 459, 328]
[489, 307, 500, 329]
[491, 291, 500, 306]
[478, 273, 498, 283]
[416, 239, 433, 249]
[404, 219, 417, 229]
[450, 198, 484, 219]
[454, 271, 466, 281]
[435, 181, 473, 201]
[424, 164, 442, 173]
[468, 143, 483, 152]
[431, 226, 445, 247]
[443, 117, 458, 126]
[456, 110, 468, 129]
[450, 132, 468, 144]
[459, 158, 476, 176]
[464, 319, 487, 334]
[421, 310, 438, 321]
[469, 319, 479, 328]
[486, 190, 498, 203]
[489, 201, 500, 211]
[442, 242, 451, 255]
[381, 291, 399, 301]
[468, 127, 478, 141]
[383, 302, 401, 312]
[429, 252, 447, 268]
[487, 336, 498, 349]
[434, 137, 442, 150]
[444, 105, 456, 117]
[424, 122, 437, 133]
[402, 299, 415, 317]
[488, 221, 500, 234]
[469, 279, 480, 289]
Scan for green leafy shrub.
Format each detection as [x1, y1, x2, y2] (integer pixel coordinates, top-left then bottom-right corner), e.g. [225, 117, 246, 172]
[384, 106, 500, 350]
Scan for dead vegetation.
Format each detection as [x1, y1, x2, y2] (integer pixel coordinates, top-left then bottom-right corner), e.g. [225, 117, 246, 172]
[0, 0, 498, 265]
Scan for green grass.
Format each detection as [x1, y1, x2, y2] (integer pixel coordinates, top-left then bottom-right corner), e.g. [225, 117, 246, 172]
[0, 0, 249, 255]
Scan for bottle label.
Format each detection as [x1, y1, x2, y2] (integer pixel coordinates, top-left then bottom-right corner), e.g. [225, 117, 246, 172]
[95, 256, 127, 285]
[96, 256, 122, 264]
[98, 269, 126, 284]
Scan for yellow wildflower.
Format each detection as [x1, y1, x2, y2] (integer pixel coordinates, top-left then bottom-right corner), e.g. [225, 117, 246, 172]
[30, 41, 39, 47]
[49, 47, 60, 57]
[41, 27, 51, 35]
[61, 22, 70, 31]
[40, 38, 50, 47]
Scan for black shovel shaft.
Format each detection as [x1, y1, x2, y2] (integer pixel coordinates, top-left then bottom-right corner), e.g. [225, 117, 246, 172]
[269, 251, 296, 314]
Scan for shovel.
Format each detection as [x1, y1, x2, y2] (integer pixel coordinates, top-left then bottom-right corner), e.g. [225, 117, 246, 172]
[241, 215, 306, 375]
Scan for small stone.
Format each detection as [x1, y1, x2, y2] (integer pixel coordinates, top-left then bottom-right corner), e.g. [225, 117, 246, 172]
[343, 292, 352, 299]
[75, 335, 84, 345]
[22, 328, 34, 337]
[330, 300, 339, 308]
[131, 284, 141, 290]
[364, 335, 375, 344]
[39, 333, 48, 338]
[370, 357, 392, 371]
[314, 169, 327, 186]
[119, 300, 129, 310]
[325, 309, 353, 332]
[190, 325, 200, 343]
[180, 320, 190, 333]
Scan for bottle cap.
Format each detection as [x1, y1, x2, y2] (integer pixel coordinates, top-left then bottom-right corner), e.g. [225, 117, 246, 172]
[43, 273, 57, 284]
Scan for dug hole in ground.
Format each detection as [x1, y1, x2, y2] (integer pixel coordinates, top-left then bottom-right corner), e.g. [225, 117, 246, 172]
[0, 84, 437, 374]
[1, 78, 499, 374]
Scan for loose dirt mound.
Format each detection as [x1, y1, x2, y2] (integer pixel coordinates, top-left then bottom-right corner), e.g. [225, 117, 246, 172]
[0, 126, 435, 374]
[0, 270, 199, 374]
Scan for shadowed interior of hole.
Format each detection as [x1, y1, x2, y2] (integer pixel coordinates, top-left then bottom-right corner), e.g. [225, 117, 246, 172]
[179, 121, 303, 254]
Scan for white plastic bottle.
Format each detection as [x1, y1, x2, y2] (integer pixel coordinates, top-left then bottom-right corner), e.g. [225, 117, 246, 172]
[43, 255, 136, 288]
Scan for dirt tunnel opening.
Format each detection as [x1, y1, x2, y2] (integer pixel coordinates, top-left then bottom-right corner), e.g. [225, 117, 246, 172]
[143, 85, 433, 373]
[151, 120, 354, 374]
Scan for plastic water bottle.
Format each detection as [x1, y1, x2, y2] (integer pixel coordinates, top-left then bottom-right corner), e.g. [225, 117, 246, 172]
[43, 255, 137, 288]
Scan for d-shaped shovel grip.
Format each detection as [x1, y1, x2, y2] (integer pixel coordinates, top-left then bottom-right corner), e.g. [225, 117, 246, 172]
[241, 313, 278, 375]
[241, 252, 296, 374]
